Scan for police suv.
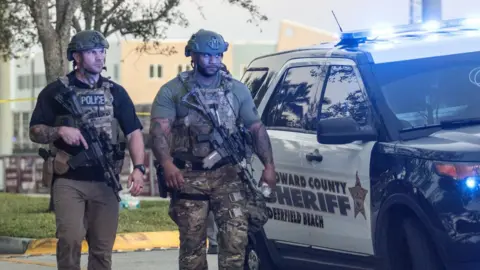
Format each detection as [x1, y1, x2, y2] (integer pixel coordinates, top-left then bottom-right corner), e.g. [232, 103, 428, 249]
[243, 18, 480, 270]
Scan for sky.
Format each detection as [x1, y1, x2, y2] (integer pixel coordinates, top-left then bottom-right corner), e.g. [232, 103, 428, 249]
[117, 0, 480, 43]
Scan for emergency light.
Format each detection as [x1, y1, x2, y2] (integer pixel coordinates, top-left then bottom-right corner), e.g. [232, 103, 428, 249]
[337, 17, 480, 46]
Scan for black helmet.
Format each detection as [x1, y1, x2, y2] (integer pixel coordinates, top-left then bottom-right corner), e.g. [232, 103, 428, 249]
[185, 29, 229, 57]
[67, 30, 109, 61]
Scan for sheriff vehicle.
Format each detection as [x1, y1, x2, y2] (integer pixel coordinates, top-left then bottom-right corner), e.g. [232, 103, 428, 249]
[243, 18, 480, 270]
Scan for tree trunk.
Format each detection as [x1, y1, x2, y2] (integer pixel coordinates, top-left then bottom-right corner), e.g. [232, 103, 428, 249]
[40, 34, 66, 83]
[40, 33, 71, 83]
[31, 0, 80, 83]
[41, 34, 70, 212]
[28, 0, 81, 211]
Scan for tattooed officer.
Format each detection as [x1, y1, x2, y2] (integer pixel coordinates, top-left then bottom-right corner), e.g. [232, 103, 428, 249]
[149, 29, 276, 270]
[29, 30, 146, 270]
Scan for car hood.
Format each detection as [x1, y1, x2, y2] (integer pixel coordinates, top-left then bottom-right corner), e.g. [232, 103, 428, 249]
[388, 125, 480, 162]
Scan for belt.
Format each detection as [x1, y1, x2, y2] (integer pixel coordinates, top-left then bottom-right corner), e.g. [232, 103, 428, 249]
[173, 158, 230, 171]
[168, 158, 230, 201]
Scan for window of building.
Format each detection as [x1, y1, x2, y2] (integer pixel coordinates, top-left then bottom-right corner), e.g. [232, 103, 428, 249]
[21, 112, 30, 145]
[157, 65, 163, 78]
[17, 76, 24, 90]
[149, 64, 163, 79]
[13, 113, 20, 141]
[113, 64, 119, 80]
[33, 74, 44, 88]
[149, 65, 155, 78]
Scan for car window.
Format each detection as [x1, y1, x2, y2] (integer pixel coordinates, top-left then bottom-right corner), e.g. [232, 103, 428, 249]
[263, 65, 326, 131]
[374, 52, 480, 129]
[241, 69, 268, 99]
[319, 65, 372, 129]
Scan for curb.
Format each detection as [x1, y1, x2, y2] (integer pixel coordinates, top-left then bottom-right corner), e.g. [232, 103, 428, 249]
[0, 231, 180, 256]
[0, 237, 33, 254]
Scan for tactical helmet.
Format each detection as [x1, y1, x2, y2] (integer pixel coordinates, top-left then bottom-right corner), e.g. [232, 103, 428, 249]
[67, 30, 109, 61]
[185, 29, 229, 57]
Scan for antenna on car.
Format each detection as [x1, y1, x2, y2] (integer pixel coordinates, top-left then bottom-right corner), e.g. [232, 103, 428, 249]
[331, 10, 344, 33]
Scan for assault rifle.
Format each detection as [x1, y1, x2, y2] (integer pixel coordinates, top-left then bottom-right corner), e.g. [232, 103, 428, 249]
[54, 87, 123, 202]
[181, 89, 274, 201]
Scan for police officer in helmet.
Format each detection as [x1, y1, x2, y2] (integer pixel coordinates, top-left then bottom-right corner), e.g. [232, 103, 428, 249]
[150, 29, 276, 270]
[29, 29, 146, 270]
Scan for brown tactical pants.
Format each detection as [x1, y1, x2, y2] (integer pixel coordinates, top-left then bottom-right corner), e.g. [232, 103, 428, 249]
[168, 165, 249, 270]
[53, 178, 119, 270]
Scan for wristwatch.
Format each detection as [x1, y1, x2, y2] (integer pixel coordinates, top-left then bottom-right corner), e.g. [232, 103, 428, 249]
[134, 164, 146, 175]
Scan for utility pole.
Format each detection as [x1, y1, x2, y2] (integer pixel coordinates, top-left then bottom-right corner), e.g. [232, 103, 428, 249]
[410, 0, 423, 24]
[422, 0, 442, 21]
[410, 0, 442, 24]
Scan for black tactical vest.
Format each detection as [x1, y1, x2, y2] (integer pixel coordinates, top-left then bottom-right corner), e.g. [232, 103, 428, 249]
[50, 76, 126, 174]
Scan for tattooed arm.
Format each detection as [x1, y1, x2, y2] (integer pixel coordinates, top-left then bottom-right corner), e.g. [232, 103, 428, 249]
[150, 85, 177, 166]
[237, 83, 276, 188]
[29, 125, 61, 144]
[29, 83, 59, 144]
[249, 121, 275, 169]
[150, 85, 185, 188]
[237, 83, 275, 169]
[149, 118, 174, 166]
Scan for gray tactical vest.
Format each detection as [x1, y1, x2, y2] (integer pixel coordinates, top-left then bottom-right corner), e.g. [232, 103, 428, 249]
[171, 70, 238, 161]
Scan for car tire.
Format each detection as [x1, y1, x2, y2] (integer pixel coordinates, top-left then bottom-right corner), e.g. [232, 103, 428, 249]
[402, 217, 445, 270]
[244, 231, 276, 270]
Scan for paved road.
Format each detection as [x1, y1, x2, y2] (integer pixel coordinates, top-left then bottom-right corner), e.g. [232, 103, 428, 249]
[0, 249, 218, 269]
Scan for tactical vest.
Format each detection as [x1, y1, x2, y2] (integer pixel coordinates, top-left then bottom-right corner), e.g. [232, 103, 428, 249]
[171, 70, 238, 162]
[50, 76, 126, 175]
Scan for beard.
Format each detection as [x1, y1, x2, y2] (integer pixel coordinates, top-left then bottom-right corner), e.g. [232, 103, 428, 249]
[196, 64, 219, 77]
[82, 63, 104, 75]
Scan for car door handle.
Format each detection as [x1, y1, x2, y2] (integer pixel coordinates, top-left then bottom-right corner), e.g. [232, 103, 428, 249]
[305, 150, 323, 162]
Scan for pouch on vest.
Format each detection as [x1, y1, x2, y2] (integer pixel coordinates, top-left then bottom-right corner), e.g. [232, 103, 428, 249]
[53, 150, 71, 175]
[42, 156, 54, 187]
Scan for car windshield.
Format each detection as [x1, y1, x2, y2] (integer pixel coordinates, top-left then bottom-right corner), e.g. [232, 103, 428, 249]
[373, 51, 480, 130]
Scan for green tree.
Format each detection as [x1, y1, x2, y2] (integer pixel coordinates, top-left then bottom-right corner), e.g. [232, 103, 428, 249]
[0, 0, 268, 83]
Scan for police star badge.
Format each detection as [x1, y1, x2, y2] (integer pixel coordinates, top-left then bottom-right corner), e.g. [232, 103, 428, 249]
[348, 171, 368, 220]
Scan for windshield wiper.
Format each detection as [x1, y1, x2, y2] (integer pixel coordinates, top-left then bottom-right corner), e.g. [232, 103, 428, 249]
[440, 117, 480, 128]
[400, 117, 480, 133]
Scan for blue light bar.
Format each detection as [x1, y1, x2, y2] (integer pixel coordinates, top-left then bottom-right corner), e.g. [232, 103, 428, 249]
[339, 17, 480, 44]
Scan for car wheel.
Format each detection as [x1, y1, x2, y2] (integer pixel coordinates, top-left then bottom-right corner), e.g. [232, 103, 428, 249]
[383, 215, 444, 270]
[402, 217, 445, 270]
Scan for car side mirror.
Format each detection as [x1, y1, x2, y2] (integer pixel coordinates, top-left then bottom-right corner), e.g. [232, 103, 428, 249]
[316, 117, 377, 144]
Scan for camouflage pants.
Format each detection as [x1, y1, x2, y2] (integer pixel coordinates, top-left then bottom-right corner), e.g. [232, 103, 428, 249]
[168, 165, 249, 270]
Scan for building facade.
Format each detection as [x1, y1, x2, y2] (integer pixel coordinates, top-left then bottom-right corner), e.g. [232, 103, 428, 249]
[231, 41, 277, 79]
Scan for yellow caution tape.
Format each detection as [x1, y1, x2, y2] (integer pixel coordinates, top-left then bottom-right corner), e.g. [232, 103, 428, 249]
[0, 97, 152, 116]
[0, 97, 37, 103]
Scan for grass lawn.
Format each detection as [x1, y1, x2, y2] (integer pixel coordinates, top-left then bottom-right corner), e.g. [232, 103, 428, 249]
[0, 193, 177, 239]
